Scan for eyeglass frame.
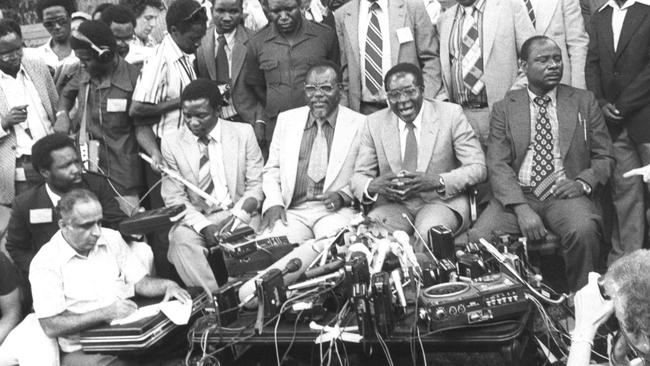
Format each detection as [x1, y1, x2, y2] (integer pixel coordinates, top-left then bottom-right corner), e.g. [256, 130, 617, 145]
[43, 16, 70, 29]
[386, 86, 422, 102]
[304, 83, 339, 95]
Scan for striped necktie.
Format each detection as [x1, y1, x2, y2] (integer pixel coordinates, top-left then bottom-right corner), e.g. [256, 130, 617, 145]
[531, 95, 555, 200]
[461, 8, 484, 95]
[365, 1, 383, 95]
[524, 0, 535, 27]
[198, 136, 214, 196]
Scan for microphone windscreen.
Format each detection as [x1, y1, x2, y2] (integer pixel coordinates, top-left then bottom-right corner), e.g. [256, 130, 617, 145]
[285, 258, 302, 273]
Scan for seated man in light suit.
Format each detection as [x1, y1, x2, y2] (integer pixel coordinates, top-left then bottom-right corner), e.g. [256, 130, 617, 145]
[161, 78, 264, 292]
[261, 61, 365, 243]
[352, 63, 486, 249]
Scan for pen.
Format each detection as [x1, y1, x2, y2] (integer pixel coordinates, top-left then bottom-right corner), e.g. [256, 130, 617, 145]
[578, 112, 587, 141]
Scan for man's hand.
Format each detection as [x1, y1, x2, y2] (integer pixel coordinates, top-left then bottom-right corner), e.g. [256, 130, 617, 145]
[200, 224, 222, 247]
[573, 272, 614, 340]
[552, 179, 584, 199]
[623, 165, 650, 183]
[54, 111, 71, 133]
[150, 152, 166, 174]
[368, 173, 404, 201]
[254, 121, 266, 147]
[316, 192, 344, 211]
[162, 282, 192, 304]
[395, 172, 441, 198]
[513, 204, 547, 241]
[105, 299, 138, 321]
[261, 205, 287, 231]
[1, 105, 28, 131]
[602, 103, 623, 123]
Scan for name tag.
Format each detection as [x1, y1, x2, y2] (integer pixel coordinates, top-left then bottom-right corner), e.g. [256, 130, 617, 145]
[396, 27, 414, 44]
[106, 98, 127, 112]
[30, 208, 53, 224]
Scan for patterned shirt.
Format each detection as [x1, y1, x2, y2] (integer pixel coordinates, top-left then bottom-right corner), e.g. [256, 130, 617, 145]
[518, 88, 564, 186]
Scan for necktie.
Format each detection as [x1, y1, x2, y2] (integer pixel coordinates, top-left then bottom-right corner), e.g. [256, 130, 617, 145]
[524, 0, 536, 27]
[216, 35, 230, 84]
[530, 95, 555, 200]
[307, 120, 328, 183]
[198, 136, 215, 196]
[403, 122, 417, 172]
[365, 1, 383, 95]
[461, 8, 484, 95]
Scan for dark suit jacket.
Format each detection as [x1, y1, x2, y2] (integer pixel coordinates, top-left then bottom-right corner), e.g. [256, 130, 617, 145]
[585, 2, 650, 142]
[487, 85, 614, 208]
[5, 174, 127, 276]
[195, 24, 261, 123]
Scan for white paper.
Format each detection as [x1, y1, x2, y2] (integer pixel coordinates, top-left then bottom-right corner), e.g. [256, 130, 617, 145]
[396, 27, 414, 44]
[160, 300, 192, 325]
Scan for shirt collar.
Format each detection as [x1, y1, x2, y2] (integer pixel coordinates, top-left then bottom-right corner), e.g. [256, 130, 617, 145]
[461, 0, 485, 14]
[215, 27, 237, 47]
[45, 183, 61, 207]
[56, 229, 109, 262]
[364, 0, 389, 12]
[200, 120, 223, 144]
[306, 106, 339, 130]
[527, 87, 557, 107]
[601, 0, 650, 11]
[163, 34, 194, 64]
[398, 106, 424, 132]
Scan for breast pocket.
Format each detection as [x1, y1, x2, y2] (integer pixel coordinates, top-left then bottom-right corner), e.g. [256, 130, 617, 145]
[260, 59, 281, 85]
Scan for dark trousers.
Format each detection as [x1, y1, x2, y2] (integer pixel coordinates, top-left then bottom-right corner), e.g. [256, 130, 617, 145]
[468, 194, 603, 292]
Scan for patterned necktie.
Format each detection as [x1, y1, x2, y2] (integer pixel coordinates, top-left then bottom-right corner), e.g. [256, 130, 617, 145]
[531, 95, 555, 200]
[216, 35, 230, 84]
[524, 0, 536, 27]
[198, 136, 214, 196]
[307, 119, 328, 183]
[403, 122, 417, 172]
[365, 1, 383, 95]
[461, 8, 484, 95]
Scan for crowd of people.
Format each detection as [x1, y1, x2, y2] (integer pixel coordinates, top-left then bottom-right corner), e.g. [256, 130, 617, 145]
[0, 0, 647, 363]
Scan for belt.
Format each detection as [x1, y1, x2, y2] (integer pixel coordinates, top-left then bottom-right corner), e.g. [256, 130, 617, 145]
[462, 102, 488, 110]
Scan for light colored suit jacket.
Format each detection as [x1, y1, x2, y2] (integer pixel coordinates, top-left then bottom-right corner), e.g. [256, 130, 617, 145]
[195, 24, 262, 123]
[262, 105, 365, 212]
[534, 0, 588, 88]
[334, 0, 443, 111]
[0, 56, 57, 205]
[487, 85, 614, 207]
[439, 0, 536, 106]
[161, 121, 264, 230]
[351, 99, 486, 230]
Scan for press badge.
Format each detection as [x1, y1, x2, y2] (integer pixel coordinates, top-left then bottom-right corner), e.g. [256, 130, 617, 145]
[30, 208, 53, 224]
[106, 98, 127, 112]
[396, 27, 414, 44]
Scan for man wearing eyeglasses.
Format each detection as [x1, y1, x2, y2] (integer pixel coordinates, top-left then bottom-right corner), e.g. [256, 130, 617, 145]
[261, 61, 364, 243]
[29, 188, 189, 366]
[352, 63, 486, 251]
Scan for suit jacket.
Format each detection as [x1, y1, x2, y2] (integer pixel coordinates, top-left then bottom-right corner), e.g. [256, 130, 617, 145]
[195, 24, 262, 123]
[161, 120, 264, 230]
[585, 2, 650, 143]
[262, 105, 365, 212]
[439, 0, 536, 106]
[5, 175, 127, 276]
[487, 85, 614, 208]
[351, 99, 486, 230]
[334, 0, 443, 111]
[0, 56, 58, 205]
[534, 0, 588, 88]
[580, 0, 607, 35]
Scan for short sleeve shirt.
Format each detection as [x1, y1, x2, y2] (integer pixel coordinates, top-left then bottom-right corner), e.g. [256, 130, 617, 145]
[29, 228, 148, 352]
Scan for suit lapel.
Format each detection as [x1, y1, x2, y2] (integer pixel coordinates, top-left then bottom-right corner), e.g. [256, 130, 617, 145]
[219, 122, 239, 200]
[417, 101, 440, 172]
[534, 0, 559, 34]
[231, 26, 248, 85]
[509, 90, 531, 159]
[388, 0, 406, 65]
[599, 7, 616, 60]
[615, 3, 648, 59]
[324, 107, 356, 190]
[344, 1, 361, 70]
[482, 0, 499, 65]
[381, 111, 403, 173]
[200, 27, 217, 80]
[556, 86, 578, 159]
[283, 110, 307, 200]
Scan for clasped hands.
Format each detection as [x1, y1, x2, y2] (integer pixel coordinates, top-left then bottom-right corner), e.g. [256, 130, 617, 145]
[367, 171, 440, 201]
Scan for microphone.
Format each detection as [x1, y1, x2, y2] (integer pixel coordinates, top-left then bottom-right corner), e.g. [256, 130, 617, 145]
[283, 258, 302, 275]
[391, 269, 407, 310]
[400, 213, 441, 264]
[230, 197, 258, 231]
[381, 252, 401, 273]
[303, 257, 345, 279]
[287, 269, 345, 291]
[371, 239, 391, 274]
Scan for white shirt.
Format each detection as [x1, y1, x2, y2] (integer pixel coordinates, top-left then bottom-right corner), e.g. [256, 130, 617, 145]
[600, 0, 650, 51]
[424, 0, 442, 26]
[0, 65, 53, 158]
[27, 38, 78, 71]
[359, 0, 391, 102]
[398, 107, 423, 162]
[45, 183, 61, 207]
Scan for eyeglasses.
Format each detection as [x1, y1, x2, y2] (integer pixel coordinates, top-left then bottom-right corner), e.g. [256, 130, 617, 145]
[43, 16, 69, 29]
[386, 86, 420, 102]
[0, 47, 22, 61]
[305, 84, 336, 94]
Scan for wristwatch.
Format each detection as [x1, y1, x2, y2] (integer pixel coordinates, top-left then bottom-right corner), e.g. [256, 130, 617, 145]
[436, 176, 446, 195]
[577, 180, 592, 195]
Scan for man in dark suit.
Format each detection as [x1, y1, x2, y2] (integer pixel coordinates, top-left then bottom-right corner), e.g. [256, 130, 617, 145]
[195, 0, 261, 124]
[469, 36, 614, 292]
[585, 0, 650, 264]
[5, 133, 128, 277]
